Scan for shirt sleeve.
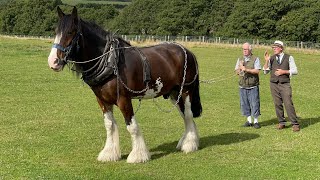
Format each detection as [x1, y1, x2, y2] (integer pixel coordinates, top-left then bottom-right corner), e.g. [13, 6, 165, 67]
[263, 59, 270, 74]
[254, 57, 261, 70]
[289, 56, 298, 77]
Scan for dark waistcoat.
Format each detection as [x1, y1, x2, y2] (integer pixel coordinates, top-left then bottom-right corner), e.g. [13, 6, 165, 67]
[238, 56, 259, 88]
[270, 54, 290, 83]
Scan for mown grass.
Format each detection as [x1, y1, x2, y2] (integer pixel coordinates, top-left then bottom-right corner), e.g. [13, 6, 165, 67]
[1, 36, 320, 179]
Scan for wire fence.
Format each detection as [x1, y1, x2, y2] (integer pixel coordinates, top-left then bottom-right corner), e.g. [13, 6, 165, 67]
[2, 34, 320, 50]
[121, 35, 320, 49]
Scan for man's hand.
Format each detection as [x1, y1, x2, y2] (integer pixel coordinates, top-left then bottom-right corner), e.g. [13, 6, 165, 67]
[239, 60, 246, 71]
[264, 50, 270, 61]
[275, 69, 287, 76]
[235, 69, 240, 75]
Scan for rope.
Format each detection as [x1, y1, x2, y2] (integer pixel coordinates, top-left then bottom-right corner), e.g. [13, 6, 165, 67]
[200, 74, 237, 84]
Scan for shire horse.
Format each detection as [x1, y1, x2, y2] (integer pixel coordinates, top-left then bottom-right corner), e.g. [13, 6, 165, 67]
[48, 7, 202, 163]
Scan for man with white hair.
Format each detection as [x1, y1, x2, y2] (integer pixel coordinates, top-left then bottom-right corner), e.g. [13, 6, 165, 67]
[263, 40, 300, 132]
[235, 42, 261, 129]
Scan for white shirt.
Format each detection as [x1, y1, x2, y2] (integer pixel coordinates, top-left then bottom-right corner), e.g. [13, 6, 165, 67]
[263, 52, 298, 77]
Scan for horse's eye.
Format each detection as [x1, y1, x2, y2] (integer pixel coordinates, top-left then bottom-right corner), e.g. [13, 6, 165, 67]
[67, 31, 73, 35]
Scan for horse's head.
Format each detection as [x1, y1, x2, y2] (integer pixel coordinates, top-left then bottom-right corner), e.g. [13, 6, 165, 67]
[48, 6, 82, 72]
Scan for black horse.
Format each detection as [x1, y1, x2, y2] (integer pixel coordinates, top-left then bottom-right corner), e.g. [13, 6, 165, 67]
[48, 7, 202, 163]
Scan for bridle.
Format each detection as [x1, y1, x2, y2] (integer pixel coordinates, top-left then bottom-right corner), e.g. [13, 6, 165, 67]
[52, 31, 82, 65]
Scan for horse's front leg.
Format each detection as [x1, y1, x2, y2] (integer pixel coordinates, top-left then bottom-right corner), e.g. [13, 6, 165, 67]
[97, 103, 121, 162]
[118, 97, 150, 163]
[171, 95, 199, 153]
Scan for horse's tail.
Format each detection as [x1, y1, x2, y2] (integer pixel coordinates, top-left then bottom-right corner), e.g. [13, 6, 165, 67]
[191, 74, 202, 118]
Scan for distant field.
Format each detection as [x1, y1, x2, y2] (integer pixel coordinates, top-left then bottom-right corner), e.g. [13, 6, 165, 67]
[62, 0, 131, 5]
[1, 36, 320, 179]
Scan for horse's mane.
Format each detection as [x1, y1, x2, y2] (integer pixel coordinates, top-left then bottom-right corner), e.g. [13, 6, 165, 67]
[56, 14, 131, 46]
[80, 19, 131, 46]
[68, 18, 131, 78]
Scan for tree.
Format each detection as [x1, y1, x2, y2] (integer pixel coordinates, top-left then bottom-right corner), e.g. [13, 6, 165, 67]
[219, 0, 306, 39]
[277, 3, 320, 41]
[111, 0, 160, 35]
[0, 0, 63, 35]
[76, 3, 119, 29]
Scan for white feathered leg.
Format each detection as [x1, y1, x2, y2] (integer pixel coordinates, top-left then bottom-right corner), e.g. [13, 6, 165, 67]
[174, 96, 199, 153]
[126, 116, 150, 163]
[97, 111, 121, 162]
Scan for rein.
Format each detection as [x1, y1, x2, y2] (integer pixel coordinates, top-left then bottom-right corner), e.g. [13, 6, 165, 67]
[67, 46, 133, 65]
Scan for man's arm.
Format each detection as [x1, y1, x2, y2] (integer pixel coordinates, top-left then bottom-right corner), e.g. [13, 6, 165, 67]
[289, 56, 298, 76]
[263, 50, 270, 74]
[245, 68, 259, 74]
[274, 56, 298, 77]
[243, 57, 261, 74]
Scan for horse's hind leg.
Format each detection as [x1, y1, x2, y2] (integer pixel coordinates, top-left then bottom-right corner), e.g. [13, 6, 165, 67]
[118, 97, 150, 163]
[97, 104, 121, 162]
[170, 93, 199, 153]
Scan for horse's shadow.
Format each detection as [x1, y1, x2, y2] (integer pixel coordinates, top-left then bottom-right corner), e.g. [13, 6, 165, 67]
[122, 117, 320, 160]
[259, 116, 320, 129]
[147, 132, 259, 160]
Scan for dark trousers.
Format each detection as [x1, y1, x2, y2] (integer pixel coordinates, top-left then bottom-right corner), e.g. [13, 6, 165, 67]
[270, 82, 299, 125]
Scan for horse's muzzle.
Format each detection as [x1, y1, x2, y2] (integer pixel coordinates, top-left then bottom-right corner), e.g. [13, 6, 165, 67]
[49, 58, 64, 72]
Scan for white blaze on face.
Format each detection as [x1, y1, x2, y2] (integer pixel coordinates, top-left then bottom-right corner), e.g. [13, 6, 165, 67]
[143, 77, 163, 99]
[48, 34, 62, 71]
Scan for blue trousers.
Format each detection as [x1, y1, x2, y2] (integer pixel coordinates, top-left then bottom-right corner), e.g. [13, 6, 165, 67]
[239, 86, 260, 118]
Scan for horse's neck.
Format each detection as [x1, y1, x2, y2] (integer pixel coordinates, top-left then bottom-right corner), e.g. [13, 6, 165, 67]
[81, 31, 107, 59]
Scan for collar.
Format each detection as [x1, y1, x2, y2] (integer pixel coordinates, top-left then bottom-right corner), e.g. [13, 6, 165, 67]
[243, 55, 253, 61]
[277, 52, 284, 58]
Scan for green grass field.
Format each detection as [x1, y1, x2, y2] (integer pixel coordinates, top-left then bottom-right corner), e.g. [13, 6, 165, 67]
[1, 36, 320, 179]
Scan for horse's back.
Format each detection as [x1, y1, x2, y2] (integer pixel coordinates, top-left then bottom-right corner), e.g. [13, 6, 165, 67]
[140, 43, 194, 80]
[120, 42, 198, 98]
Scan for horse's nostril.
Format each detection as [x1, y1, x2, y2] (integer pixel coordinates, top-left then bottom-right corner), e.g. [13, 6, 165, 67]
[54, 58, 59, 64]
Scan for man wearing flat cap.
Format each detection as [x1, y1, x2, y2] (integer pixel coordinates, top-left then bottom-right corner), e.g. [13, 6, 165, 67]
[263, 40, 300, 132]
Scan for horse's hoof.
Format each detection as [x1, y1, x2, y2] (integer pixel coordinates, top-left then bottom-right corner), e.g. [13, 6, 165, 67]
[97, 150, 121, 162]
[177, 133, 199, 153]
[181, 143, 198, 153]
[126, 151, 150, 163]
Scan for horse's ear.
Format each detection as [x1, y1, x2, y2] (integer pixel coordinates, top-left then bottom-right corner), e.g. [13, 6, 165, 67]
[57, 6, 64, 19]
[71, 6, 79, 24]
[71, 6, 78, 19]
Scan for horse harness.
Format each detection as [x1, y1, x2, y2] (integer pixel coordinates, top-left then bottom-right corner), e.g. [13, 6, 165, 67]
[54, 33, 199, 113]
[56, 34, 152, 87]
[54, 33, 198, 110]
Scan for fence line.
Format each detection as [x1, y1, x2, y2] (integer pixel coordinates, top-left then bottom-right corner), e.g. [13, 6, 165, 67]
[2, 34, 320, 50]
[121, 35, 320, 49]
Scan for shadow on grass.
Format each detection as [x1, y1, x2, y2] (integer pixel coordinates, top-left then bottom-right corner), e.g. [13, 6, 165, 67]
[148, 132, 259, 160]
[260, 117, 320, 130]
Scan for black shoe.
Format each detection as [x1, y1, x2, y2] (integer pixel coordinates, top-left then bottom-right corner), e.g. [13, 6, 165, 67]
[253, 123, 261, 129]
[243, 121, 252, 127]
